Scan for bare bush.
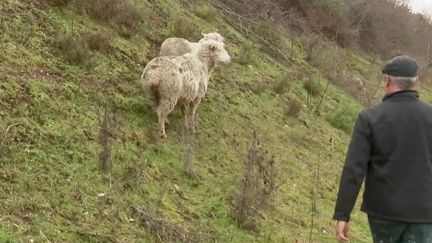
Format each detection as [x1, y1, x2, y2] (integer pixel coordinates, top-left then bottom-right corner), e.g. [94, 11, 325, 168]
[231, 132, 277, 231]
[310, 44, 382, 105]
[215, 0, 432, 64]
[182, 128, 197, 178]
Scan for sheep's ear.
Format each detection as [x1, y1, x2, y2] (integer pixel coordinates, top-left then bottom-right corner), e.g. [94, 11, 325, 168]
[201, 32, 207, 37]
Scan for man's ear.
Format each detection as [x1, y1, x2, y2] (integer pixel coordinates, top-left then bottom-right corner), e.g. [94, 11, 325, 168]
[384, 75, 390, 87]
[413, 76, 420, 86]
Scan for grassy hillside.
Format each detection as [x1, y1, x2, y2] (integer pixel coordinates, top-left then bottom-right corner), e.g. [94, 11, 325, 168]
[1, 0, 431, 242]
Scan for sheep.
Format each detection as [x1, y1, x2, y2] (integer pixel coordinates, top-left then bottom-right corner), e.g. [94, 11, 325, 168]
[159, 32, 225, 56]
[141, 40, 231, 139]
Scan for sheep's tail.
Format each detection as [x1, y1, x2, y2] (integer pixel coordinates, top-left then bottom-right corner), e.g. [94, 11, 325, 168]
[149, 84, 160, 108]
[141, 69, 161, 109]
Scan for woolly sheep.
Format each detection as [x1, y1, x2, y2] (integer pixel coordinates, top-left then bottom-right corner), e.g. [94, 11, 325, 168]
[141, 40, 231, 139]
[159, 32, 225, 56]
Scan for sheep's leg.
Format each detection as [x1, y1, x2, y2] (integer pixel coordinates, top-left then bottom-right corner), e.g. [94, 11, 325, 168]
[156, 109, 167, 139]
[190, 98, 202, 134]
[156, 99, 176, 139]
[182, 103, 191, 134]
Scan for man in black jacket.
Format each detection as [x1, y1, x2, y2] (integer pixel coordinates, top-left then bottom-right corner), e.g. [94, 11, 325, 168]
[333, 55, 432, 242]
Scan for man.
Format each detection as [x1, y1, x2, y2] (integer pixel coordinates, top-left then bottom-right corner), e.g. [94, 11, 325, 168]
[333, 55, 432, 242]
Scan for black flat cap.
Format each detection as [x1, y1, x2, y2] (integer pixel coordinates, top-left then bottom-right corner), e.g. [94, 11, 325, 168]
[382, 55, 418, 77]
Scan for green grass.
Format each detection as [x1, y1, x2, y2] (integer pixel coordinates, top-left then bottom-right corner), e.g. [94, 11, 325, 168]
[0, 0, 415, 242]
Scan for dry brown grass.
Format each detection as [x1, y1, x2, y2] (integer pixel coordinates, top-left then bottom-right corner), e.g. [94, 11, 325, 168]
[133, 207, 218, 242]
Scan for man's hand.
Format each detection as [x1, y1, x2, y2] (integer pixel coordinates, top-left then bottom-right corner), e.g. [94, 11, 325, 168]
[336, 220, 349, 242]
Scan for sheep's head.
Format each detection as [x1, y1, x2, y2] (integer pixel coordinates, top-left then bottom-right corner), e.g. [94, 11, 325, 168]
[203, 41, 231, 64]
[199, 32, 224, 43]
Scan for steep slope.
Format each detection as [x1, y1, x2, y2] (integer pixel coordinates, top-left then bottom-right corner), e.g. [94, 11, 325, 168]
[1, 0, 430, 242]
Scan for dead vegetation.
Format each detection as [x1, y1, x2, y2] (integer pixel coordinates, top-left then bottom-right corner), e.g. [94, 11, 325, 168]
[133, 207, 218, 243]
[46, 0, 141, 36]
[209, 0, 292, 64]
[214, 0, 432, 65]
[310, 45, 382, 106]
[231, 132, 278, 231]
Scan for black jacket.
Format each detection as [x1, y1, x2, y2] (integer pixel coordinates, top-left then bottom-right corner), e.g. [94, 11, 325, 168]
[333, 90, 432, 222]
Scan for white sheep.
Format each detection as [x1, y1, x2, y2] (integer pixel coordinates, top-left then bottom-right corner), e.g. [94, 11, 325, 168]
[159, 32, 225, 56]
[141, 40, 231, 139]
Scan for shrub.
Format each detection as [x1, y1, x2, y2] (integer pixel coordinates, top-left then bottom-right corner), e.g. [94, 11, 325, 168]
[193, 4, 218, 22]
[326, 105, 357, 133]
[303, 78, 321, 96]
[56, 33, 93, 68]
[169, 15, 200, 40]
[287, 97, 302, 117]
[85, 33, 113, 53]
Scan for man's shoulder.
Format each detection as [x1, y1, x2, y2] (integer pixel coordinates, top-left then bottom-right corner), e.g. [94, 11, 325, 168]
[361, 99, 432, 118]
[418, 100, 432, 109]
[358, 104, 381, 117]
